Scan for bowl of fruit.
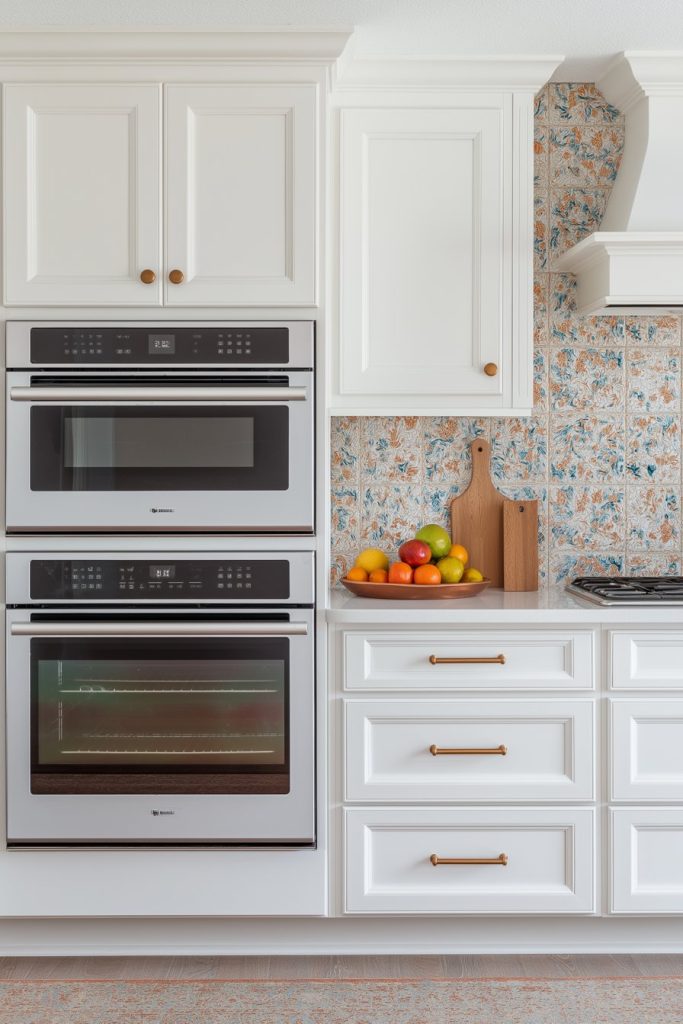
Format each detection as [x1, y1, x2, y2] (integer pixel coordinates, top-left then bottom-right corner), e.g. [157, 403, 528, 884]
[341, 525, 489, 600]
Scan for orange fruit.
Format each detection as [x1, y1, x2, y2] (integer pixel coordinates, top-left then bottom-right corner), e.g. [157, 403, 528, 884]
[387, 561, 414, 584]
[346, 566, 368, 582]
[414, 564, 442, 585]
[368, 568, 389, 583]
[448, 543, 469, 565]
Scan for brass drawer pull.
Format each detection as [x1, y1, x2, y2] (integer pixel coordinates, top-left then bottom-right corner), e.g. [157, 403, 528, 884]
[429, 744, 507, 756]
[430, 853, 508, 867]
[429, 654, 506, 665]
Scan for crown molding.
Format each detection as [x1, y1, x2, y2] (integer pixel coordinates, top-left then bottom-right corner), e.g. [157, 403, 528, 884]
[598, 51, 683, 112]
[0, 27, 354, 65]
[334, 55, 564, 91]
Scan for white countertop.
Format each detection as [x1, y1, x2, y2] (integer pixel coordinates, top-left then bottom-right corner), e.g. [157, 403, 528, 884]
[326, 586, 683, 624]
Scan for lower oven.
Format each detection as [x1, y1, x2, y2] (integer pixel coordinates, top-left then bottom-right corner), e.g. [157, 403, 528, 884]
[5, 551, 315, 847]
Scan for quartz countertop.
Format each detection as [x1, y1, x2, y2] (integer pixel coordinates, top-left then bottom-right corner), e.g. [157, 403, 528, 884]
[326, 586, 683, 624]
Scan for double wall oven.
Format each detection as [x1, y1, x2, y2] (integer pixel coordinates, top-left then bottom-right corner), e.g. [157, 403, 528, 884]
[5, 321, 317, 849]
[6, 321, 314, 533]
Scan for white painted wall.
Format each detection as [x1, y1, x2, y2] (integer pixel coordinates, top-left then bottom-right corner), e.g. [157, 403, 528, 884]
[1, 0, 683, 79]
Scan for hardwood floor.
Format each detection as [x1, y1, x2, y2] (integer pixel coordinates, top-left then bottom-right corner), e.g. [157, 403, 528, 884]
[0, 955, 682, 980]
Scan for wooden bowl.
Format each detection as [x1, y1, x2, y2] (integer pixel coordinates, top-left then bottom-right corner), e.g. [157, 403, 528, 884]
[340, 578, 491, 600]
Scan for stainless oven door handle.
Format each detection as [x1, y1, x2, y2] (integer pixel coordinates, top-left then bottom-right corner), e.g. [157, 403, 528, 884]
[10, 621, 308, 637]
[9, 386, 307, 403]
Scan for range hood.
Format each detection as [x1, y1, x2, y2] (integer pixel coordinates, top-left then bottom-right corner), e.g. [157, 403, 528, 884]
[553, 53, 683, 314]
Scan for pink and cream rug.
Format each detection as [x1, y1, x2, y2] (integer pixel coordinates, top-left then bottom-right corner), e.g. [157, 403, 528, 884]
[1, 977, 682, 1023]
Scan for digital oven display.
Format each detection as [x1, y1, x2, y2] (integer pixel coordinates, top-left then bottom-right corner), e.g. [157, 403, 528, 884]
[149, 565, 176, 580]
[148, 333, 176, 355]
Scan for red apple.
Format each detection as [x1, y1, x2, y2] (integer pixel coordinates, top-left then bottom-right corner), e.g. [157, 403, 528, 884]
[398, 539, 432, 568]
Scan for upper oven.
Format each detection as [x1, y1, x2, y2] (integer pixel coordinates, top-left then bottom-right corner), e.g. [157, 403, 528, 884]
[5, 321, 314, 533]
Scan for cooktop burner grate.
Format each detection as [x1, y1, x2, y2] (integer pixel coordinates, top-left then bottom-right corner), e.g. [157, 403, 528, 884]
[566, 576, 683, 606]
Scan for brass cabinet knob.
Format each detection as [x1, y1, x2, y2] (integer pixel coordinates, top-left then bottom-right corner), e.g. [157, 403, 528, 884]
[168, 269, 185, 285]
[139, 269, 156, 284]
[484, 362, 498, 377]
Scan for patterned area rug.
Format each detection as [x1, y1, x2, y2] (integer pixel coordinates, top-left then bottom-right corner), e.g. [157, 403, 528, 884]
[2, 977, 683, 1024]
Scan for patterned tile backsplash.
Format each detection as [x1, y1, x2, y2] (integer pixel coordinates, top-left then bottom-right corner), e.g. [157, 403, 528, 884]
[330, 83, 683, 587]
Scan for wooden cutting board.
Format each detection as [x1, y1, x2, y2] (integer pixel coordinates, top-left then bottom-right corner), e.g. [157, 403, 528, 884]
[503, 499, 539, 592]
[450, 439, 505, 587]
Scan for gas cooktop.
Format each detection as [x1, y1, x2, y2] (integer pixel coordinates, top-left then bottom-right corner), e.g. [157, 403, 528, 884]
[566, 576, 683, 606]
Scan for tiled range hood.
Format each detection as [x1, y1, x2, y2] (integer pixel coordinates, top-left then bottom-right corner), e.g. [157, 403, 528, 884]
[554, 52, 683, 313]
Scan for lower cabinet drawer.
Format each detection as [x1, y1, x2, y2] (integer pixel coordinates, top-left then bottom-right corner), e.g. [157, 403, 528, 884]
[611, 808, 683, 913]
[345, 699, 595, 801]
[611, 699, 683, 800]
[344, 807, 595, 914]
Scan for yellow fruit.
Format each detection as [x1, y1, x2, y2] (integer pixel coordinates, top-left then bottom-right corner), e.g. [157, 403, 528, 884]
[462, 567, 484, 582]
[346, 566, 368, 582]
[355, 547, 389, 573]
[448, 543, 469, 565]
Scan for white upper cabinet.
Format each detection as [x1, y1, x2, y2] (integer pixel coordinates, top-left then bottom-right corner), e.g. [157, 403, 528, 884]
[330, 59, 562, 415]
[338, 102, 507, 407]
[3, 83, 162, 306]
[165, 84, 316, 306]
[3, 78, 318, 307]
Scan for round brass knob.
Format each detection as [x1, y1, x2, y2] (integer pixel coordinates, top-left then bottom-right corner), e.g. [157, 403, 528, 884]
[139, 269, 156, 284]
[484, 362, 498, 377]
[168, 269, 184, 285]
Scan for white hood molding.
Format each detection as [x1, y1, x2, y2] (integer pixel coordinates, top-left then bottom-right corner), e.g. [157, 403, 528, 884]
[554, 52, 683, 314]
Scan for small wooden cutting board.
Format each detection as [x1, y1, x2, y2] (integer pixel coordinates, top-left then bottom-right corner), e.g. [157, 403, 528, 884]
[450, 439, 505, 587]
[503, 499, 539, 591]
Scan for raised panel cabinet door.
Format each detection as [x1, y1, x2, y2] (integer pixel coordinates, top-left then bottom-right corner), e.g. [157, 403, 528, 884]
[3, 83, 162, 305]
[165, 84, 317, 306]
[611, 808, 683, 913]
[338, 102, 509, 408]
[610, 699, 683, 800]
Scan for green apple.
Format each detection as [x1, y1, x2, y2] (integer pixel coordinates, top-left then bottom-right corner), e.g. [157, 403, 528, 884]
[415, 523, 451, 559]
[436, 556, 465, 583]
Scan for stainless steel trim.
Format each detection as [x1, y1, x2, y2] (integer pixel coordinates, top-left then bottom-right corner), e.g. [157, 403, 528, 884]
[10, 621, 308, 637]
[10, 386, 307, 403]
[564, 583, 683, 607]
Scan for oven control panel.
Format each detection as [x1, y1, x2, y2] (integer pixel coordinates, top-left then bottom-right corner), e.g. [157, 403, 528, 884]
[30, 559, 291, 600]
[29, 327, 290, 365]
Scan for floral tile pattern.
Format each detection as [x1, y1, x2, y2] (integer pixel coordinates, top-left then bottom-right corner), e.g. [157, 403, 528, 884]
[626, 416, 681, 482]
[627, 350, 681, 411]
[549, 486, 625, 550]
[362, 417, 422, 482]
[549, 126, 623, 186]
[549, 83, 622, 124]
[549, 188, 609, 257]
[549, 348, 624, 410]
[331, 82, 683, 587]
[627, 488, 680, 550]
[550, 415, 625, 481]
[491, 418, 547, 482]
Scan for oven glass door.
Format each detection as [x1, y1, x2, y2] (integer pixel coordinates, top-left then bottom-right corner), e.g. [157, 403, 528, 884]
[30, 630, 290, 795]
[29, 390, 289, 492]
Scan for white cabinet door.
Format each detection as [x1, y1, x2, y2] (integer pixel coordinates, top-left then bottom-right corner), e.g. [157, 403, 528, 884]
[337, 101, 510, 412]
[611, 699, 683, 800]
[345, 699, 595, 802]
[345, 807, 596, 914]
[609, 631, 683, 690]
[165, 84, 317, 306]
[3, 84, 161, 306]
[611, 809, 683, 913]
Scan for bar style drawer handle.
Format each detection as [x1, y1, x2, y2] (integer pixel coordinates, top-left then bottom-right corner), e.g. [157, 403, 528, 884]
[9, 386, 307, 404]
[430, 853, 508, 867]
[10, 621, 308, 638]
[429, 744, 507, 756]
[429, 654, 506, 665]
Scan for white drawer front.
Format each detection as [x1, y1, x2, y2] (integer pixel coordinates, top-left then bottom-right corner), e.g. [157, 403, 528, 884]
[343, 631, 594, 691]
[610, 631, 683, 690]
[345, 807, 595, 914]
[345, 699, 595, 801]
[611, 699, 683, 800]
[611, 808, 683, 913]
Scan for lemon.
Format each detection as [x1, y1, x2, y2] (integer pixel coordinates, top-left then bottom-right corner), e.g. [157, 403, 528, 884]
[462, 567, 484, 582]
[355, 547, 389, 573]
